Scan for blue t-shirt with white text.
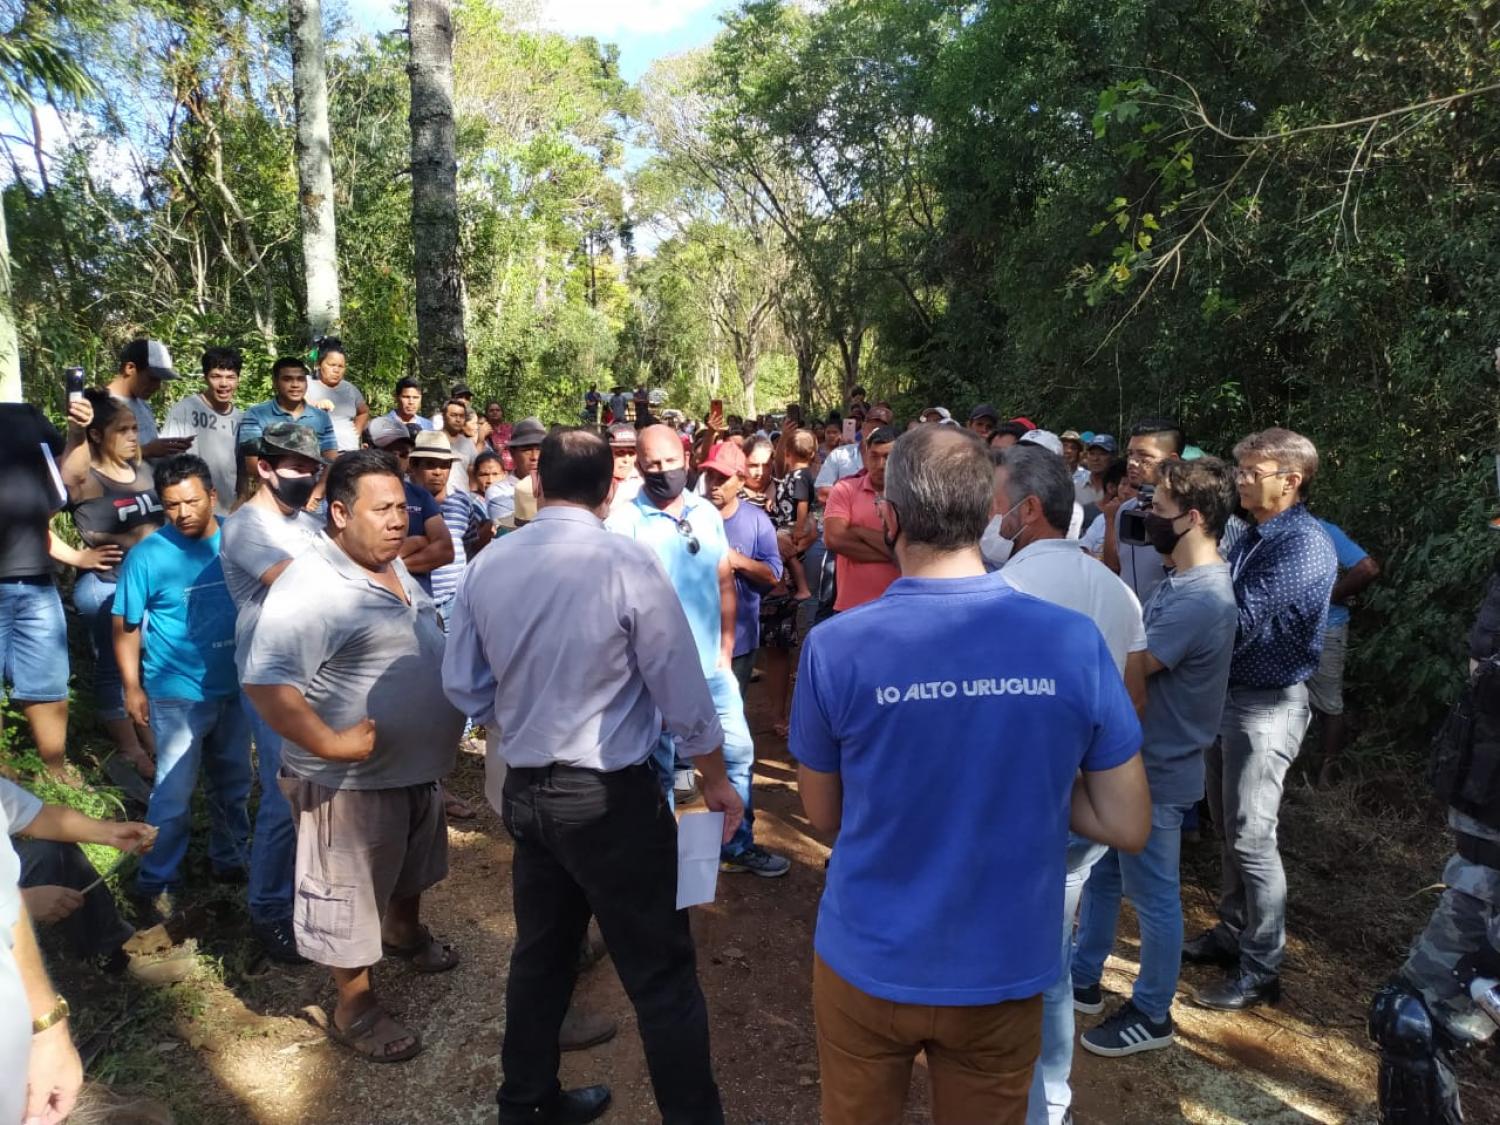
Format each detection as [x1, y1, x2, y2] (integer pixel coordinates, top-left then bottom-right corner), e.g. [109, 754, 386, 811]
[789, 573, 1141, 1005]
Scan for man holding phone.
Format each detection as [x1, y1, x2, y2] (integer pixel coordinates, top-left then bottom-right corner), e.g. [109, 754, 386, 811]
[108, 339, 194, 463]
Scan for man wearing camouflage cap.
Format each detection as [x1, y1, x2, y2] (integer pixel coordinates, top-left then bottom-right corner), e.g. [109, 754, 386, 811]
[220, 422, 327, 963]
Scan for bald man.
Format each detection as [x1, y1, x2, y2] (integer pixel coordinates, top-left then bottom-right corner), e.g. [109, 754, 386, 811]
[606, 427, 790, 878]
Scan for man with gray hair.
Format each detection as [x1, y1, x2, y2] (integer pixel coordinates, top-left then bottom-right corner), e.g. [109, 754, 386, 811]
[790, 425, 1150, 1124]
[1185, 427, 1336, 1012]
[989, 443, 1148, 1125]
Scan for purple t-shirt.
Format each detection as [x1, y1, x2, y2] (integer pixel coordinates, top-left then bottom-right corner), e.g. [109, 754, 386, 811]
[720, 501, 782, 657]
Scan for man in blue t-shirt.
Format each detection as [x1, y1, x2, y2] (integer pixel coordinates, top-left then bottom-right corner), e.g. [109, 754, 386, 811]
[1309, 518, 1379, 785]
[703, 441, 782, 696]
[790, 426, 1150, 1125]
[113, 455, 251, 920]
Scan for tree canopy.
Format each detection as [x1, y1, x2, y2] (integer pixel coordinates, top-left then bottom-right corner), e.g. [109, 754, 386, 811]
[5, 0, 1500, 750]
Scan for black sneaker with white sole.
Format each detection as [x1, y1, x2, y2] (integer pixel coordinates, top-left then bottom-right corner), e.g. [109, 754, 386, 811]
[1079, 1002, 1173, 1057]
[1072, 981, 1104, 1014]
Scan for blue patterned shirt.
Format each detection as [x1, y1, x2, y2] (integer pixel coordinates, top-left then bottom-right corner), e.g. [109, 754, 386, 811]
[1225, 504, 1337, 689]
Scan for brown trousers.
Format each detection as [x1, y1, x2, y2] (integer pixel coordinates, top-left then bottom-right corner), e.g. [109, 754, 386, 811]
[813, 954, 1042, 1125]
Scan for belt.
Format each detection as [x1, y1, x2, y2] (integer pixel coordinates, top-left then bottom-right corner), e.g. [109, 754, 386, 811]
[1456, 830, 1500, 871]
[507, 760, 652, 782]
[0, 574, 53, 586]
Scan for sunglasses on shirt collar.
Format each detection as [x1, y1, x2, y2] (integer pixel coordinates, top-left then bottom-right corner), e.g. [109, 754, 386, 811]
[677, 517, 700, 555]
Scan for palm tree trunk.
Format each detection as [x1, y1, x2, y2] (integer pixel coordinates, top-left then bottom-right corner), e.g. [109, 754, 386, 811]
[290, 0, 341, 337]
[408, 0, 467, 389]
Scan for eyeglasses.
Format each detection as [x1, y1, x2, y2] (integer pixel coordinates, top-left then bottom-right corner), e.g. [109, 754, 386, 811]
[676, 518, 700, 555]
[1233, 467, 1292, 484]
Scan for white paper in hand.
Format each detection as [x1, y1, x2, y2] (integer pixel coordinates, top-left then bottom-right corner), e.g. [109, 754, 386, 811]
[676, 811, 725, 910]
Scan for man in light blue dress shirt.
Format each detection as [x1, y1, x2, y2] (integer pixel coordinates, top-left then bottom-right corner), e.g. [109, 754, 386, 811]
[607, 425, 792, 879]
[443, 428, 741, 1125]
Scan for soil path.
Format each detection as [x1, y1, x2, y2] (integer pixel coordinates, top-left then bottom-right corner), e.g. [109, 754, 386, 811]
[68, 684, 1500, 1124]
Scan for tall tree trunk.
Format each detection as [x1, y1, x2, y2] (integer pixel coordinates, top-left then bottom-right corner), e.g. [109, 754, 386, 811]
[290, 0, 341, 338]
[408, 0, 467, 389]
[735, 351, 759, 418]
[0, 198, 20, 402]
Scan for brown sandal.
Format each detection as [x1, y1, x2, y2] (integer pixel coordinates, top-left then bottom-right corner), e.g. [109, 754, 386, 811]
[327, 1006, 422, 1063]
[382, 925, 460, 973]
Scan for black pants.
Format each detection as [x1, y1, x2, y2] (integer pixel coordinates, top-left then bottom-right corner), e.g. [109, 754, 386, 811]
[16, 838, 135, 959]
[499, 761, 724, 1124]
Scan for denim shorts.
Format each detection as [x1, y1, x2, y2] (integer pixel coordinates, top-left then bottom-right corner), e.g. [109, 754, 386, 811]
[0, 578, 69, 702]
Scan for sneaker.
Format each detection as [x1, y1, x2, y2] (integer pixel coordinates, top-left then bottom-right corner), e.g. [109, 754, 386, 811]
[1073, 981, 1104, 1015]
[720, 844, 791, 878]
[253, 918, 308, 965]
[1080, 1002, 1174, 1057]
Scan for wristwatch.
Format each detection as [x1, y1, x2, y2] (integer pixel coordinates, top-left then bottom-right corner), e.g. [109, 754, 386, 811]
[32, 995, 69, 1034]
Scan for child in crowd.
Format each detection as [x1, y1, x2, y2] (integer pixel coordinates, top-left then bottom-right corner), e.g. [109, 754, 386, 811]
[773, 429, 818, 600]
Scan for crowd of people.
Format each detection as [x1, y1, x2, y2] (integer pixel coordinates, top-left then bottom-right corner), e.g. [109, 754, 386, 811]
[1, 337, 1493, 1125]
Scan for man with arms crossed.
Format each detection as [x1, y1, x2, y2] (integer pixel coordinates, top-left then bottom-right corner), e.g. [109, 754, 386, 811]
[1072, 458, 1239, 1057]
[444, 429, 741, 1124]
[791, 426, 1150, 1124]
[242, 450, 464, 1062]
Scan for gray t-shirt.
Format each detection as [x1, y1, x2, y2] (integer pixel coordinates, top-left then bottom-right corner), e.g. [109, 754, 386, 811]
[1139, 561, 1238, 805]
[311, 377, 367, 451]
[220, 504, 322, 610]
[444, 433, 478, 493]
[239, 532, 462, 789]
[160, 394, 244, 515]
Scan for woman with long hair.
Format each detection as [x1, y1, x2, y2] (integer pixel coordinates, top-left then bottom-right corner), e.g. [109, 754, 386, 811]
[66, 389, 164, 778]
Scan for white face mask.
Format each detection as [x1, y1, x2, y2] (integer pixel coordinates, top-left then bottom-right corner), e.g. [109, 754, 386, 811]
[980, 504, 1021, 570]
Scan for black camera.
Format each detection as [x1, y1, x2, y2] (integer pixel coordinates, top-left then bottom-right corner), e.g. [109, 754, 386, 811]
[1118, 484, 1154, 546]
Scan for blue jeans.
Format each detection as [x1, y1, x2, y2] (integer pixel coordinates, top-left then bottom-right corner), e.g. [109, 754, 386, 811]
[1071, 804, 1189, 1023]
[1027, 836, 1107, 1125]
[652, 667, 756, 858]
[1207, 684, 1310, 976]
[0, 579, 69, 701]
[136, 695, 253, 895]
[72, 571, 125, 720]
[244, 690, 296, 924]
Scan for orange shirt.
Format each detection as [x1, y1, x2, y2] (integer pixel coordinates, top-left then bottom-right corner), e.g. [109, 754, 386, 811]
[825, 470, 899, 611]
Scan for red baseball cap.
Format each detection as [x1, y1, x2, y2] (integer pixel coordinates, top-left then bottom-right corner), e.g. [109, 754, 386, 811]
[1010, 416, 1037, 432]
[700, 441, 747, 478]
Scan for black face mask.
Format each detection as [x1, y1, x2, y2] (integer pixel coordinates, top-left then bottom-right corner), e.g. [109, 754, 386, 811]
[642, 467, 688, 504]
[1144, 511, 1187, 556]
[266, 467, 321, 512]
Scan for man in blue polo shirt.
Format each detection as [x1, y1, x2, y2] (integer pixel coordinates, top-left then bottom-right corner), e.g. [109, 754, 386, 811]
[607, 424, 790, 879]
[791, 426, 1150, 1125]
[236, 356, 337, 503]
[112, 454, 251, 922]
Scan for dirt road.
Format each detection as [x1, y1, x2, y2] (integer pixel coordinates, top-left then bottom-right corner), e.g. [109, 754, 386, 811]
[65, 689, 1500, 1124]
